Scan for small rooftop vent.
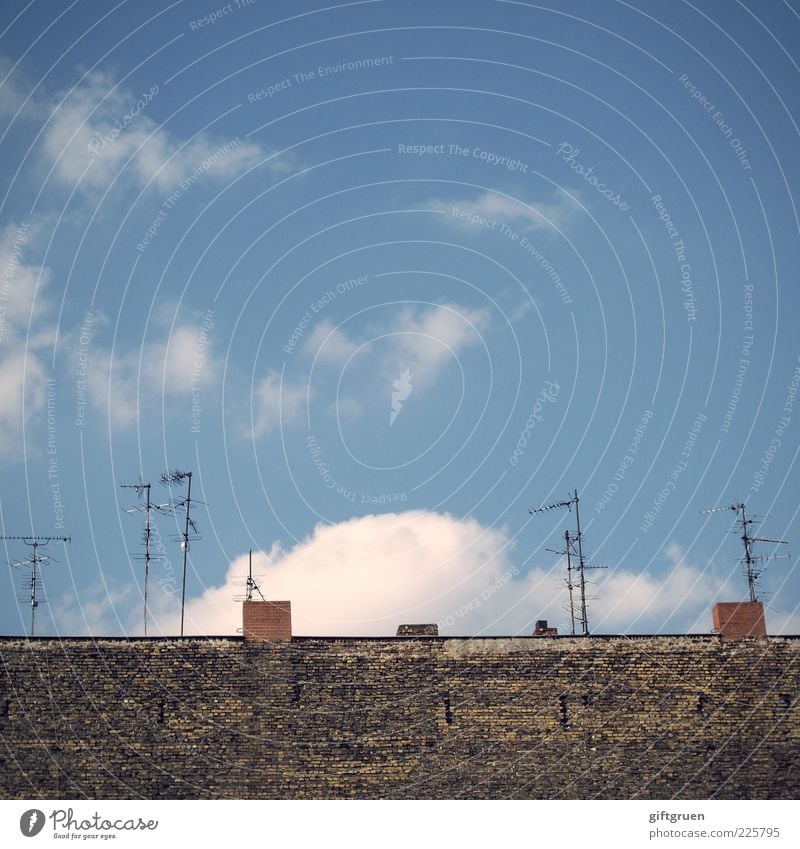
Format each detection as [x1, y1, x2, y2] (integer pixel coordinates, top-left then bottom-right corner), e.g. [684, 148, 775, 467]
[396, 624, 439, 637]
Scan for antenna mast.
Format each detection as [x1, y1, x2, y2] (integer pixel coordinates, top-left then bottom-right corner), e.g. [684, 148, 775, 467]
[531, 490, 604, 635]
[160, 469, 202, 636]
[573, 492, 589, 634]
[701, 502, 790, 602]
[547, 529, 577, 635]
[121, 481, 172, 635]
[233, 549, 266, 604]
[2, 535, 71, 636]
[246, 550, 265, 601]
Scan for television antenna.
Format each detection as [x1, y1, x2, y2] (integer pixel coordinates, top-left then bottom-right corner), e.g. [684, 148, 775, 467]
[234, 550, 266, 602]
[1, 535, 71, 636]
[160, 470, 204, 636]
[701, 502, 790, 602]
[531, 490, 605, 635]
[121, 480, 173, 636]
[547, 530, 577, 635]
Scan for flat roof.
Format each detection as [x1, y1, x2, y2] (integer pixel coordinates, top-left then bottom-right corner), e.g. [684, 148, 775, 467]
[2, 632, 799, 642]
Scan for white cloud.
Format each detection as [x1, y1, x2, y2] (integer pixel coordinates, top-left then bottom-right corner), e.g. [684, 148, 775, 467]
[304, 319, 358, 364]
[85, 319, 218, 429]
[592, 543, 726, 633]
[53, 583, 137, 637]
[429, 188, 578, 233]
[185, 527, 800, 638]
[42, 69, 284, 192]
[0, 56, 43, 120]
[765, 608, 800, 636]
[0, 220, 55, 457]
[251, 369, 307, 438]
[334, 396, 363, 419]
[176, 510, 524, 636]
[0, 351, 49, 453]
[307, 303, 490, 422]
[385, 302, 490, 389]
[160, 517, 741, 638]
[0, 220, 51, 345]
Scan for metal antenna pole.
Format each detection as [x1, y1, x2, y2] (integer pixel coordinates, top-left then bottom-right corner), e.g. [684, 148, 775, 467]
[235, 548, 265, 604]
[564, 530, 576, 636]
[573, 490, 590, 636]
[160, 469, 203, 637]
[30, 541, 38, 636]
[180, 471, 193, 637]
[531, 489, 599, 636]
[144, 483, 151, 635]
[122, 481, 171, 637]
[739, 503, 757, 603]
[546, 530, 578, 636]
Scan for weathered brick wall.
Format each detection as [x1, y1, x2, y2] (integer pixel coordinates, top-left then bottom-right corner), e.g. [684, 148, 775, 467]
[0, 636, 798, 799]
[713, 602, 767, 639]
[243, 600, 292, 640]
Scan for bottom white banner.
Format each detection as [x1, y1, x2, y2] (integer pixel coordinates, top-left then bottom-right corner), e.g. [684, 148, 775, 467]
[0, 799, 796, 849]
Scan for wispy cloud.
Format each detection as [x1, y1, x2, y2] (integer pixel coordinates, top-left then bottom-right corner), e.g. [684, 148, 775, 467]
[299, 302, 489, 426]
[0, 220, 52, 346]
[303, 319, 358, 365]
[0, 55, 43, 120]
[306, 300, 488, 384]
[250, 369, 308, 439]
[41, 68, 288, 193]
[85, 315, 219, 429]
[0, 220, 55, 457]
[592, 542, 727, 633]
[383, 302, 490, 389]
[428, 188, 578, 233]
[53, 582, 138, 637]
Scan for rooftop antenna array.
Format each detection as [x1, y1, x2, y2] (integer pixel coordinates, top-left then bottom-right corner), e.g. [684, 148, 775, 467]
[1, 536, 70, 636]
[531, 490, 606, 635]
[160, 469, 203, 636]
[547, 529, 577, 635]
[234, 549, 266, 602]
[701, 502, 790, 602]
[120, 480, 173, 636]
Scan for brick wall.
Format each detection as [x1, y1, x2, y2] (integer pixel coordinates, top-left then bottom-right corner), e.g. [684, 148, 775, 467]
[0, 636, 797, 799]
[242, 600, 292, 640]
[713, 601, 767, 639]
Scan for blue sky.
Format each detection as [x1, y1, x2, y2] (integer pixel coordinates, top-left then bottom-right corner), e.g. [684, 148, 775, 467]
[1, 0, 799, 637]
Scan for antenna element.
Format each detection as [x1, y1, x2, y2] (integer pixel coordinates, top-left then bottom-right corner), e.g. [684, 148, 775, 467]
[160, 470, 203, 636]
[700, 502, 790, 601]
[531, 490, 604, 635]
[1, 536, 71, 636]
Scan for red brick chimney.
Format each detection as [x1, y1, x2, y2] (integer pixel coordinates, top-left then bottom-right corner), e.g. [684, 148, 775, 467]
[712, 601, 766, 640]
[243, 600, 292, 641]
